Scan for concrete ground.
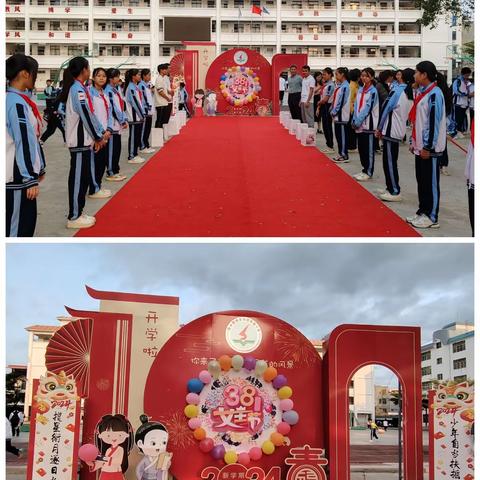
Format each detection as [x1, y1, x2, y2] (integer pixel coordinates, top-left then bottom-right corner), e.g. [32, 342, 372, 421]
[34, 117, 471, 237]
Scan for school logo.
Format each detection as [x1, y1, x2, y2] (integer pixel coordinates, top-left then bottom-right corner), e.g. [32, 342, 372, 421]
[225, 317, 262, 353]
[234, 50, 248, 66]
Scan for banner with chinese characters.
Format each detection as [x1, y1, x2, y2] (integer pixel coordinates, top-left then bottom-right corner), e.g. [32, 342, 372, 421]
[27, 371, 81, 480]
[429, 382, 474, 480]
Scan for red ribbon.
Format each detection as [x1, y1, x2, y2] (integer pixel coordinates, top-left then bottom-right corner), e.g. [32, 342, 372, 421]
[15, 93, 43, 136]
[408, 82, 436, 142]
[76, 80, 94, 113]
[136, 84, 143, 103]
[115, 89, 125, 111]
[358, 85, 372, 110]
[99, 91, 109, 115]
[331, 84, 340, 108]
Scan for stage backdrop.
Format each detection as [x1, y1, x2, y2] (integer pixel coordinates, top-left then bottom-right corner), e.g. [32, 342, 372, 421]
[144, 310, 324, 479]
[205, 48, 272, 115]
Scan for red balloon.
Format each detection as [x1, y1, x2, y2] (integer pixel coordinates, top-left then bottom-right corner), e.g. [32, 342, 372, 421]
[199, 437, 214, 453]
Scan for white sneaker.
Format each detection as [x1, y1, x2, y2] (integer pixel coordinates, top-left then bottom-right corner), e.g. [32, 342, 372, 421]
[127, 156, 145, 164]
[354, 173, 371, 181]
[375, 188, 387, 195]
[321, 147, 336, 154]
[411, 213, 439, 229]
[456, 132, 465, 139]
[106, 173, 127, 182]
[332, 156, 350, 163]
[81, 213, 96, 223]
[406, 213, 420, 224]
[88, 188, 111, 199]
[379, 192, 402, 202]
[440, 167, 450, 176]
[67, 214, 96, 229]
[139, 147, 155, 154]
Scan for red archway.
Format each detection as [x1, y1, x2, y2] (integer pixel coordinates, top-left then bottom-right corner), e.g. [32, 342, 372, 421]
[323, 324, 423, 480]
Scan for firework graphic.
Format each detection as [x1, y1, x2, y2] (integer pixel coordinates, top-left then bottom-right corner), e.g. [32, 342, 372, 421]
[274, 325, 319, 366]
[158, 410, 195, 449]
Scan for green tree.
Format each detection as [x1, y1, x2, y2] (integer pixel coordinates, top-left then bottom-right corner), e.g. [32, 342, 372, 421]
[415, 0, 474, 28]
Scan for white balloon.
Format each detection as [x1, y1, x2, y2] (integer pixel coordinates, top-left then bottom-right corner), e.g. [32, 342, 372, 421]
[208, 360, 221, 379]
[255, 359, 268, 376]
[231, 355, 244, 371]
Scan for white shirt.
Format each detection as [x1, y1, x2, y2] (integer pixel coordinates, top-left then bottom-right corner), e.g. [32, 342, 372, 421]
[301, 75, 315, 103]
[279, 77, 286, 92]
[154, 75, 170, 107]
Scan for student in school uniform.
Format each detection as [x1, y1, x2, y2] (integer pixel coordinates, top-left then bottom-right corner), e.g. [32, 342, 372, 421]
[124, 69, 146, 164]
[376, 68, 414, 202]
[348, 68, 361, 151]
[59, 56, 108, 229]
[88, 67, 113, 200]
[6, 54, 46, 237]
[468, 74, 474, 128]
[104, 68, 128, 182]
[138, 69, 155, 154]
[330, 67, 351, 163]
[451, 66, 472, 138]
[407, 60, 447, 229]
[316, 67, 335, 154]
[351, 67, 379, 181]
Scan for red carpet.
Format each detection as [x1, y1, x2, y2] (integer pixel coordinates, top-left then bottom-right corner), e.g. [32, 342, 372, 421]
[77, 116, 419, 237]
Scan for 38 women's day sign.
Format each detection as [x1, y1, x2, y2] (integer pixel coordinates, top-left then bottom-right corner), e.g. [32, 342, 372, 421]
[27, 372, 81, 480]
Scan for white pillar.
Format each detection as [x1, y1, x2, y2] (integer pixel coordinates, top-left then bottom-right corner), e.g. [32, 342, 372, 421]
[276, 0, 281, 53]
[336, 0, 341, 67]
[24, 0, 31, 55]
[394, 0, 399, 65]
[216, 0, 221, 55]
[24, 332, 33, 420]
[88, 0, 94, 60]
[150, 0, 160, 72]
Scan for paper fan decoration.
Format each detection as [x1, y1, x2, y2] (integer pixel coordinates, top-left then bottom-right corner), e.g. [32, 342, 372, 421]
[169, 53, 185, 80]
[45, 318, 93, 398]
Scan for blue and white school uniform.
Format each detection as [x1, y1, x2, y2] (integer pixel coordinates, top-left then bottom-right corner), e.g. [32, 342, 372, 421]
[352, 84, 379, 177]
[468, 82, 474, 128]
[65, 80, 105, 220]
[125, 82, 145, 160]
[139, 80, 154, 150]
[320, 80, 335, 149]
[6, 87, 46, 236]
[452, 76, 470, 134]
[377, 84, 411, 195]
[410, 82, 446, 223]
[105, 83, 127, 177]
[330, 80, 351, 159]
[89, 86, 113, 193]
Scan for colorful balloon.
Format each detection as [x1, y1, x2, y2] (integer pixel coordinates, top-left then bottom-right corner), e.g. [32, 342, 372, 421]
[188, 418, 202, 430]
[199, 438, 214, 453]
[282, 410, 299, 425]
[186, 393, 200, 405]
[278, 386, 293, 399]
[231, 355, 244, 371]
[211, 444, 226, 460]
[270, 432, 284, 446]
[244, 356, 256, 370]
[280, 399, 294, 411]
[188, 378, 204, 393]
[193, 428, 206, 440]
[218, 355, 232, 371]
[224, 451, 238, 464]
[208, 360, 221, 379]
[249, 446, 262, 461]
[263, 366, 278, 382]
[261, 440, 275, 455]
[273, 374, 288, 389]
[254, 360, 268, 376]
[199, 370, 212, 384]
[184, 404, 198, 418]
[277, 422, 291, 435]
[238, 452, 251, 466]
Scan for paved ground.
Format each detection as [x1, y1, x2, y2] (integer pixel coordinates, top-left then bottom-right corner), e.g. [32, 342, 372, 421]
[33, 116, 472, 237]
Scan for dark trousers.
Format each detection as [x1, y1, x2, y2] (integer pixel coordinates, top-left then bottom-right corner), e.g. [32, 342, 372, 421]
[347, 114, 357, 150]
[141, 115, 153, 149]
[40, 117, 65, 143]
[68, 150, 91, 220]
[179, 103, 191, 117]
[357, 132, 375, 176]
[468, 188, 474, 236]
[370, 428, 378, 440]
[320, 104, 334, 148]
[89, 145, 107, 194]
[6, 439, 20, 456]
[155, 104, 173, 128]
[454, 105, 468, 134]
[11, 424, 20, 437]
[313, 95, 320, 124]
[439, 145, 449, 168]
[279, 91, 285, 103]
[382, 139, 400, 194]
[415, 154, 440, 223]
[128, 123, 143, 159]
[470, 108, 474, 129]
[288, 92, 302, 121]
[334, 123, 349, 159]
[106, 134, 122, 176]
[6, 188, 37, 237]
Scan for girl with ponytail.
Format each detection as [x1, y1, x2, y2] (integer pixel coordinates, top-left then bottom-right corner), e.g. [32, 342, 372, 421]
[138, 69, 155, 154]
[330, 67, 351, 163]
[124, 69, 146, 164]
[6, 53, 45, 236]
[63, 56, 109, 229]
[406, 60, 447, 229]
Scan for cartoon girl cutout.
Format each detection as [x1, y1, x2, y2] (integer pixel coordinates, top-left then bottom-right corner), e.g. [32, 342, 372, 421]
[91, 414, 134, 480]
[135, 414, 173, 480]
[191, 89, 205, 117]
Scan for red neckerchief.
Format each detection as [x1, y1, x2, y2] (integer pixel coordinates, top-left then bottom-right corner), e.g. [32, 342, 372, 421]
[15, 92, 43, 136]
[76, 80, 94, 113]
[408, 82, 437, 141]
[358, 84, 372, 110]
[99, 90, 109, 115]
[107, 446, 119, 466]
[136, 84, 143, 102]
[114, 88, 125, 111]
[331, 84, 341, 106]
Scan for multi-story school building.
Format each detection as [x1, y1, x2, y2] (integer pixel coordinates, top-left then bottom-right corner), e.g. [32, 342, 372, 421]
[6, 0, 454, 87]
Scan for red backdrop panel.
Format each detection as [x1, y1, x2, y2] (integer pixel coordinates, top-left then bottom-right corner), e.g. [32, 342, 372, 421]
[144, 310, 324, 480]
[323, 324, 423, 480]
[205, 48, 272, 115]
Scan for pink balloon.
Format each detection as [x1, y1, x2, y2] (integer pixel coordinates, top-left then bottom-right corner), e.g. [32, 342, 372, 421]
[78, 444, 99, 462]
[188, 418, 202, 430]
[277, 422, 291, 435]
[280, 399, 294, 411]
[199, 370, 212, 384]
[249, 446, 262, 461]
[238, 452, 251, 466]
[186, 393, 200, 405]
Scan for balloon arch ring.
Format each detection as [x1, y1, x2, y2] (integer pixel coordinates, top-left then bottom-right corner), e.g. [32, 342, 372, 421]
[219, 66, 262, 107]
[184, 355, 299, 465]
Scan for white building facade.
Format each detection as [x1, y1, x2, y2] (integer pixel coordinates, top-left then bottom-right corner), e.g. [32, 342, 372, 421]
[6, 0, 453, 86]
[421, 322, 474, 394]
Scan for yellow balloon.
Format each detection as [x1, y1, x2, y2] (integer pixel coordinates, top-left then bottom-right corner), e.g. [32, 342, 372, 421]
[262, 440, 275, 455]
[184, 404, 198, 418]
[224, 451, 238, 464]
[278, 386, 293, 399]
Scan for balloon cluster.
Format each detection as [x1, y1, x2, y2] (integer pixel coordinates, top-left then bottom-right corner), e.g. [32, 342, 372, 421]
[184, 354, 299, 465]
[219, 66, 262, 107]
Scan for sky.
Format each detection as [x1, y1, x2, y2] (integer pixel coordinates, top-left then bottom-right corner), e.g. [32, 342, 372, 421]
[5, 243, 474, 387]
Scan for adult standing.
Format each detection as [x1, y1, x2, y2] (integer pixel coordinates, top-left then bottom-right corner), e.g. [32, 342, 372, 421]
[317, 67, 335, 153]
[138, 69, 155, 154]
[5, 417, 21, 457]
[451, 66, 472, 138]
[44, 78, 55, 109]
[300, 65, 315, 128]
[9, 410, 24, 437]
[154, 63, 173, 130]
[330, 67, 351, 163]
[287, 65, 302, 121]
[279, 74, 286, 104]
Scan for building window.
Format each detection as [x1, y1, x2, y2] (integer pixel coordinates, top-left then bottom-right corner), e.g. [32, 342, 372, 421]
[436, 358, 442, 365]
[37, 45, 46, 55]
[421, 351, 431, 362]
[37, 21, 46, 31]
[436, 341, 442, 348]
[452, 31, 456, 41]
[454, 375, 467, 382]
[162, 47, 170, 56]
[437, 374, 443, 380]
[129, 22, 140, 31]
[453, 358, 466, 370]
[111, 46, 122, 56]
[452, 340, 466, 353]
[422, 381, 433, 391]
[50, 45, 60, 55]
[421, 366, 431, 376]
[349, 396, 354, 405]
[129, 46, 139, 56]
[144, 46, 150, 56]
